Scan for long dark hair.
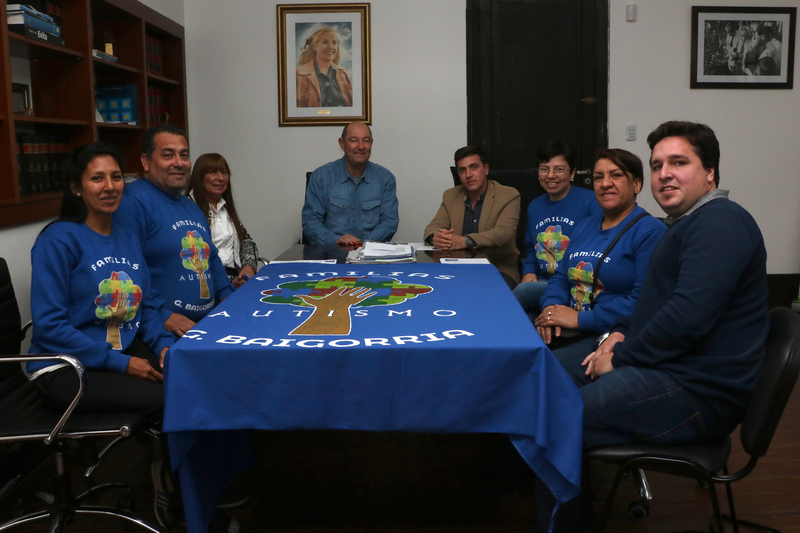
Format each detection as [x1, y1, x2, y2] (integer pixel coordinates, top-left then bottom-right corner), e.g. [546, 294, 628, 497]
[186, 153, 246, 242]
[39, 142, 125, 236]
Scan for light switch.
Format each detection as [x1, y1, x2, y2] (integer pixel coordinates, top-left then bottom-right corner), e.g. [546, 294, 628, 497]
[625, 123, 637, 141]
[626, 4, 636, 22]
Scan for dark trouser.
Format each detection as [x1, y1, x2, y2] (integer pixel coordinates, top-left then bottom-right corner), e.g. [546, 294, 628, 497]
[34, 337, 164, 415]
[533, 341, 726, 532]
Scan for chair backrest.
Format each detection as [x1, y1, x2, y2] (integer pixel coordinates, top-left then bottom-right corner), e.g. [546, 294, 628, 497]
[301, 171, 313, 244]
[0, 258, 22, 356]
[740, 307, 800, 457]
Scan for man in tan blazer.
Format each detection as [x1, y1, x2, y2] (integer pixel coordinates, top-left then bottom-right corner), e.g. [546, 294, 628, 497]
[423, 146, 521, 287]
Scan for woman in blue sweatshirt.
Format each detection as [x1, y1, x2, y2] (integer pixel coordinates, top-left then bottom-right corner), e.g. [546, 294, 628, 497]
[534, 149, 666, 356]
[513, 140, 601, 322]
[28, 142, 173, 414]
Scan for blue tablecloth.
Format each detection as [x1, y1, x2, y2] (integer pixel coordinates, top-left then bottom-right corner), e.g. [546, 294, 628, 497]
[163, 263, 583, 532]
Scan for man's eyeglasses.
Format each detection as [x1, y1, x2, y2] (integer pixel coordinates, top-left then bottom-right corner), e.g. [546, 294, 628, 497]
[538, 166, 569, 177]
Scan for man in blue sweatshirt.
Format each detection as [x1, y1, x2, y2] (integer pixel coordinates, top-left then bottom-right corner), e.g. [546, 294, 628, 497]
[539, 121, 768, 532]
[114, 125, 234, 338]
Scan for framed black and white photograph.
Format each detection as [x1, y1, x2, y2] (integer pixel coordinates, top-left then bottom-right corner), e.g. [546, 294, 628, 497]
[277, 3, 371, 126]
[691, 6, 796, 89]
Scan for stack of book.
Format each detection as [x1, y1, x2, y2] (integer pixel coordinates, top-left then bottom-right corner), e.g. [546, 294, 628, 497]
[347, 243, 416, 264]
[16, 133, 71, 196]
[7, 3, 63, 46]
[147, 85, 168, 125]
[92, 49, 118, 62]
[145, 34, 164, 76]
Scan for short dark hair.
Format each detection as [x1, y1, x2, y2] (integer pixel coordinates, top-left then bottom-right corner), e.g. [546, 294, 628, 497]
[454, 146, 487, 166]
[39, 142, 125, 234]
[646, 121, 720, 186]
[536, 139, 577, 169]
[595, 148, 644, 195]
[142, 124, 188, 159]
[341, 122, 372, 140]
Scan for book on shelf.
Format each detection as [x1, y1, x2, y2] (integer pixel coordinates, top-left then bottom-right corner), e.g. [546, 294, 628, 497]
[7, 12, 61, 36]
[92, 49, 118, 62]
[147, 85, 169, 125]
[6, 4, 55, 22]
[95, 84, 139, 125]
[145, 34, 164, 76]
[17, 132, 70, 196]
[8, 23, 64, 46]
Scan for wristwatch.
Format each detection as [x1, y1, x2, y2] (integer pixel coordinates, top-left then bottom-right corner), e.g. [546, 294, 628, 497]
[464, 236, 476, 248]
[594, 332, 611, 351]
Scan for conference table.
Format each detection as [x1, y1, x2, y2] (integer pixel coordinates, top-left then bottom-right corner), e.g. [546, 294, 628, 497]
[163, 245, 584, 532]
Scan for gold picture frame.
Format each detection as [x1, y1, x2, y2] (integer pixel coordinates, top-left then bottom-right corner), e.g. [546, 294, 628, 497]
[277, 3, 371, 126]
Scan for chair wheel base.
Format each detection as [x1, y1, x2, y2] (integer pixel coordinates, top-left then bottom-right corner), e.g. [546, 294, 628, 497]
[627, 500, 650, 521]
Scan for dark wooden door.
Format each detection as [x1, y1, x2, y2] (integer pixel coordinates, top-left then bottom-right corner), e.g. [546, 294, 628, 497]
[467, 0, 608, 187]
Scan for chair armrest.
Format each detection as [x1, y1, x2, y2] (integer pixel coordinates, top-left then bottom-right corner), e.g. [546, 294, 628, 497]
[21, 320, 32, 340]
[0, 354, 86, 444]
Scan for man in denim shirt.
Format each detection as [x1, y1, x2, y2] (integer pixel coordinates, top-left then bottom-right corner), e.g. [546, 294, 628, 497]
[302, 122, 399, 245]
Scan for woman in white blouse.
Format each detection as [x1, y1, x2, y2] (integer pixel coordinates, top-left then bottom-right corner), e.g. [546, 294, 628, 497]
[187, 153, 259, 288]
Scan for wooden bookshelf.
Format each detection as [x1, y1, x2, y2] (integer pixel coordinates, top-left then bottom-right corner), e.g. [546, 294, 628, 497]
[0, 0, 186, 229]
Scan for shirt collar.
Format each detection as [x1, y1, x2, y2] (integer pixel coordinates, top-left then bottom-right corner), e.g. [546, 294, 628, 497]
[665, 189, 729, 226]
[338, 157, 371, 184]
[463, 189, 487, 208]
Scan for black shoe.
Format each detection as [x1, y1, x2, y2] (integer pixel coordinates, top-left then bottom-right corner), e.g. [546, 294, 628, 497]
[151, 459, 176, 530]
[217, 483, 250, 510]
[208, 511, 242, 533]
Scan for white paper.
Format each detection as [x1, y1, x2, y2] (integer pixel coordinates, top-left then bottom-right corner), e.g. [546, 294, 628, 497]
[268, 259, 339, 264]
[439, 258, 491, 264]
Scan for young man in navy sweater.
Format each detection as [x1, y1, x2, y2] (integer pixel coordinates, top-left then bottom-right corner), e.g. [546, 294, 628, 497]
[539, 121, 768, 532]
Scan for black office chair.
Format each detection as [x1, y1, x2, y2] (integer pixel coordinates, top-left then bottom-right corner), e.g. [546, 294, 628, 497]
[0, 257, 161, 532]
[300, 171, 313, 244]
[587, 306, 800, 532]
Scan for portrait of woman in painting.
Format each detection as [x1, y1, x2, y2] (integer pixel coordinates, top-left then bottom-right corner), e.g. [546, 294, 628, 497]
[296, 26, 353, 108]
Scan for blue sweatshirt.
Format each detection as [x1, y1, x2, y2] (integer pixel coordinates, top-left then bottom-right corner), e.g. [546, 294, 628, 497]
[540, 205, 666, 333]
[612, 197, 768, 431]
[28, 222, 174, 374]
[522, 186, 601, 280]
[113, 179, 235, 323]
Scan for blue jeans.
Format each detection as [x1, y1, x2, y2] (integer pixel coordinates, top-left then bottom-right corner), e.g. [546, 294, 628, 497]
[535, 342, 723, 532]
[554, 340, 720, 448]
[512, 280, 549, 323]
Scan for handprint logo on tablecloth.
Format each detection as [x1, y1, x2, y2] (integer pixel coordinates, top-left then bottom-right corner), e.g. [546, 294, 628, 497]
[261, 276, 433, 335]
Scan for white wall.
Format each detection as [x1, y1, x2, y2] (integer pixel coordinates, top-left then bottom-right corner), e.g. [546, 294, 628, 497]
[183, 0, 468, 261]
[138, 0, 184, 26]
[608, 0, 800, 273]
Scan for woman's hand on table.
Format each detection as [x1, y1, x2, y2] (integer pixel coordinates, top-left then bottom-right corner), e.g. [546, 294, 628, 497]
[126, 356, 163, 383]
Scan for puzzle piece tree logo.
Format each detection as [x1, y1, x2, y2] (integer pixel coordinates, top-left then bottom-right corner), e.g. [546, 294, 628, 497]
[95, 271, 142, 349]
[567, 261, 603, 311]
[181, 230, 211, 298]
[261, 276, 433, 335]
[535, 225, 570, 275]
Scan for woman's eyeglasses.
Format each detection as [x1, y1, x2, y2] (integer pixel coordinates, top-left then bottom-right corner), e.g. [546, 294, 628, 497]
[538, 167, 569, 176]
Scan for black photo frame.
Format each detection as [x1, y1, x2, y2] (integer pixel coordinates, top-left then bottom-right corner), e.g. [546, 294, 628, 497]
[691, 6, 796, 89]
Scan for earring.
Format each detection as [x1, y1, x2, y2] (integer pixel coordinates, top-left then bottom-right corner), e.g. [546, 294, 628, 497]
[77, 193, 81, 197]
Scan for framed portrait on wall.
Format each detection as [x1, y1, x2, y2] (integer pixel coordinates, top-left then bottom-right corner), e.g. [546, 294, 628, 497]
[691, 6, 796, 89]
[277, 3, 371, 126]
